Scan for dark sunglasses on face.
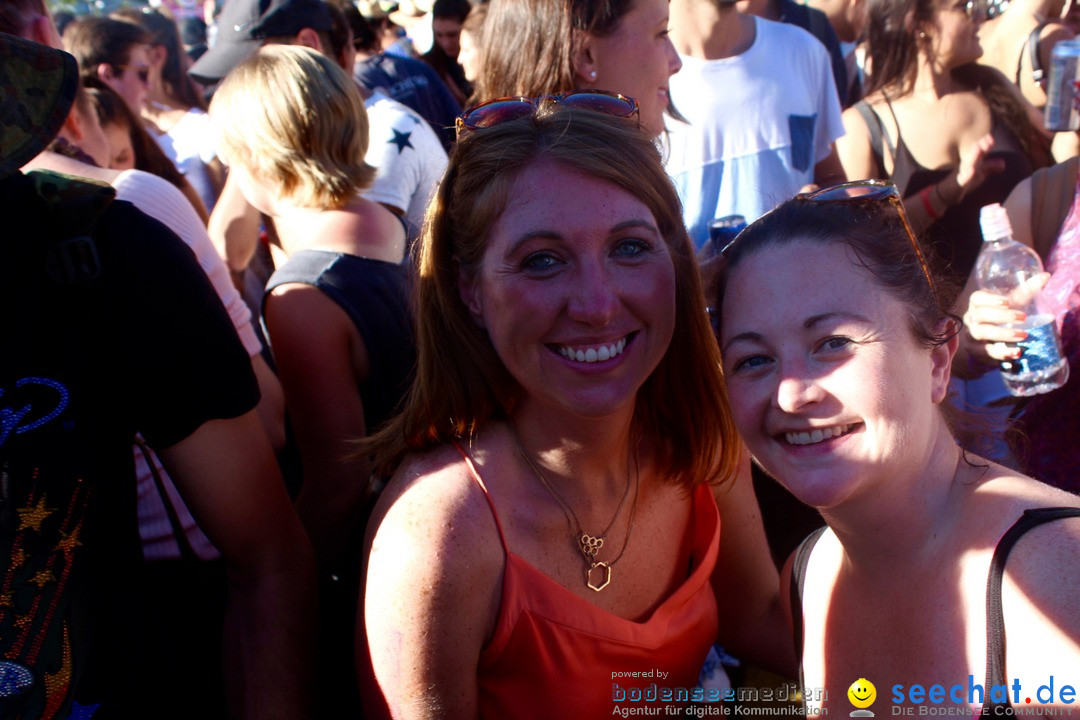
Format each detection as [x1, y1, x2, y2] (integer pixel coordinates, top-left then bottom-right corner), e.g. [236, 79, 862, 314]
[962, 0, 989, 22]
[113, 64, 150, 84]
[455, 90, 639, 139]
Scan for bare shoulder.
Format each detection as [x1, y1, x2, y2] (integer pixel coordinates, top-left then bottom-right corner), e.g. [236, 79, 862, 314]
[973, 472, 1080, 627]
[989, 481, 1080, 684]
[368, 442, 504, 560]
[1039, 21, 1075, 50]
[364, 443, 505, 716]
[263, 284, 358, 370]
[996, 478, 1080, 576]
[970, 467, 1080, 519]
[841, 102, 872, 135]
[265, 282, 348, 333]
[837, 104, 881, 180]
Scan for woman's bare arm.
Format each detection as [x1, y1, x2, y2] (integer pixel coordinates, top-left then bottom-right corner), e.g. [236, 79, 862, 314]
[363, 450, 504, 719]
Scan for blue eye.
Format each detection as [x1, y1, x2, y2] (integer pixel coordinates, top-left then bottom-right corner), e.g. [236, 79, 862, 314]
[732, 354, 772, 373]
[819, 336, 853, 352]
[613, 239, 650, 257]
[521, 252, 560, 272]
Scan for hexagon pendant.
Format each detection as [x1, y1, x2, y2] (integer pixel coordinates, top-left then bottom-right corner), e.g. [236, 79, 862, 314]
[587, 561, 612, 592]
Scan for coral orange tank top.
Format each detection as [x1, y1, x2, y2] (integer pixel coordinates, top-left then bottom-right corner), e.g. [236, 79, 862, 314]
[455, 443, 720, 719]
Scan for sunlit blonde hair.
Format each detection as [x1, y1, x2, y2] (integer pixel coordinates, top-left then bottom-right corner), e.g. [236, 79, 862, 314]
[209, 44, 375, 209]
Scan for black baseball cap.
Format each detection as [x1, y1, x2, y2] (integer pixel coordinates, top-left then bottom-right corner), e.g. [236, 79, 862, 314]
[189, 0, 332, 84]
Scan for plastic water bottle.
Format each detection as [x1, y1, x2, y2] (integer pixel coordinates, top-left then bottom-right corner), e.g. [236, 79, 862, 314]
[975, 204, 1069, 396]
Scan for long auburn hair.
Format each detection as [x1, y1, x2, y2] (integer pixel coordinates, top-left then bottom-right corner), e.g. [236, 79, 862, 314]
[364, 105, 740, 490]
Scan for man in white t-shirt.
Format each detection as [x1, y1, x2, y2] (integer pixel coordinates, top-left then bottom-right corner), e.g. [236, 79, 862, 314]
[665, 0, 847, 248]
[364, 87, 447, 236]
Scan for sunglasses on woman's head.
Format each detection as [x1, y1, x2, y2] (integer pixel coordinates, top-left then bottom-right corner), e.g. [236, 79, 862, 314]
[720, 180, 936, 293]
[456, 90, 639, 139]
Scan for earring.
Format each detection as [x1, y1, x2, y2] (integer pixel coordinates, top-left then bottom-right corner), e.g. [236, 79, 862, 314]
[589, 70, 597, 81]
[918, 30, 926, 38]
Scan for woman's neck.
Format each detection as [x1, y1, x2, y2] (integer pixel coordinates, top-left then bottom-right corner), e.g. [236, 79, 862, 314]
[670, 0, 755, 60]
[142, 97, 190, 135]
[146, 85, 183, 110]
[510, 403, 640, 503]
[272, 200, 405, 264]
[910, 52, 963, 99]
[820, 425, 973, 575]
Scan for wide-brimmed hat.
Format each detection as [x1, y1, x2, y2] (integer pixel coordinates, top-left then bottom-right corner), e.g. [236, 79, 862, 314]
[188, 0, 332, 84]
[0, 32, 79, 180]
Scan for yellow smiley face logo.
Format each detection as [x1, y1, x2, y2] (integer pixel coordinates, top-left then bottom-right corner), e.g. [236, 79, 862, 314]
[848, 678, 876, 709]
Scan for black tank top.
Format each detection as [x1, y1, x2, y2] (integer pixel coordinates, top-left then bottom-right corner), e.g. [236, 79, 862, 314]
[263, 250, 415, 432]
[790, 507, 1080, 713]
[854, 97, 1034, 284]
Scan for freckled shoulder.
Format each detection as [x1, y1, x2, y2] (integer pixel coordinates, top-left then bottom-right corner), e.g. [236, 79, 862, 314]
[363, 442, 507, 716]
[367, 442, 507, 569]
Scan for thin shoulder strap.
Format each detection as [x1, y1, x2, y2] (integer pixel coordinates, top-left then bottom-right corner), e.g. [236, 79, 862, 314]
[452, 440, 511, 553]
[789, 524, 828, 699]
[1029, 22, 1049, 85]
[854, 100, 893, 178]
[878, 94, 903, 160]
[984, 507, 1080, 697]
[1017, 31, 1030, 84]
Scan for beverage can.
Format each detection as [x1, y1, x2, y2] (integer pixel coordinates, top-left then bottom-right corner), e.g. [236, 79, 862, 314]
[707, 215, 747, 256]
[1045, 39, 1080, 131]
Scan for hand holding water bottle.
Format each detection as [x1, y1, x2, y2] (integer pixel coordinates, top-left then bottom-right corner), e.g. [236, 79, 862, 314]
[963, 272, 1051, 362]
[971, 204, 1070, 396]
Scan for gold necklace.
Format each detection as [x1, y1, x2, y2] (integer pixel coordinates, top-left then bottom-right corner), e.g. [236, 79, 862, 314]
[511, 426, 640, 592]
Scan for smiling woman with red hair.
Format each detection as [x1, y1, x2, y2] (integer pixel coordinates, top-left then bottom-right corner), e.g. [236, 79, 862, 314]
[360, 97, 791, 719]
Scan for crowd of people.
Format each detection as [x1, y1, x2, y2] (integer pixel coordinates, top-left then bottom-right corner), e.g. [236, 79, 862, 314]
[1, 0, 1079, 716]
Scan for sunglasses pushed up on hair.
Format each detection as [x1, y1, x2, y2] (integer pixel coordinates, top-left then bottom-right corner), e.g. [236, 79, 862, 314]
[705, 180, 936, 337]
[720, 180, 936, 293]
[455, 90, 639, 139]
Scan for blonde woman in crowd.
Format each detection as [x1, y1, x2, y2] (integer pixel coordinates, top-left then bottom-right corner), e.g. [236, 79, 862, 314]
[210, 44, 414, 715]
